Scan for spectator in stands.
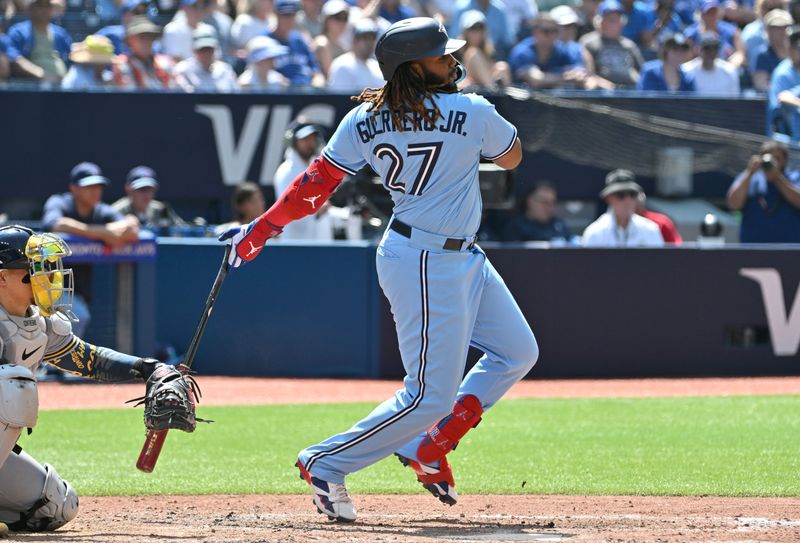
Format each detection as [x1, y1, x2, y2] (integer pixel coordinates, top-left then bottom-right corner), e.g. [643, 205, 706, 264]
[61, 34, 117, 89]
[42, 162, 140, 337]
[582, 169, 664, 246]
[636, 192, 683, 244]
[454, 9, 511, 89]
[637, 32, 695, 90]
[173, 26, 238, 90]
[97, 0, 149, 55]
[112, 166, 186, 232]
[683, 32, 740, 95]
[576, 0, 602, 38]
[551, 5, 587, 66]
[684, 0, 746, 69]
[580, 0, 645, 88]
[238, 34, 289, 88]
[297, 0, 323, 39]
[231, 0, 274, 49]
[273, 121, 334, 239]
[451, 0, 512, 58]
[113, 16, 175, 89]
[311, 0, 349, 78]
[742, 0, 786, 70]
[509, 13, 590, 88]
[162, 0, 217, 61]
[214, 181, 267, 235]
[504, 182, 575, 242]
[202, 0, 236, 62]
[267, 0, 324, 86]
[0, 30, 12, 81]
[768, 27, 800, 137]
[647, 0, 684, 58]
[502, 0, 538, 43]
[752, 8, 792, 91]
[327, 17, 383, 90]
[7, 0, 71, 82]
[726, 139, 800, 242]
[379, 0, 415, 23]
[618, 0, 657, 49]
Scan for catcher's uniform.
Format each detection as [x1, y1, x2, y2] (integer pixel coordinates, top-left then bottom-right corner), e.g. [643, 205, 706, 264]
[0, 304, 80, 531]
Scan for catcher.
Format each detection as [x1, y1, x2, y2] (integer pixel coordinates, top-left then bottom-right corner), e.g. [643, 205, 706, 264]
[0, 225, 198, 533]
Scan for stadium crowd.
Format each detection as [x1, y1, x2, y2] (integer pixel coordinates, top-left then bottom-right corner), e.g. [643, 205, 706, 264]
[1, 0, 800, 95]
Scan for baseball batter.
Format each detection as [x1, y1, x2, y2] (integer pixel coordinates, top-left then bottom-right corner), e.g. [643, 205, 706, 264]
[0, 225, 197, 533]
[220, 17, 538, 522]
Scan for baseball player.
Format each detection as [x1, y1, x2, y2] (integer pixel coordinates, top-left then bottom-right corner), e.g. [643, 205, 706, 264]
[220, 17, 538, 522]
[0, 225, 197, 532]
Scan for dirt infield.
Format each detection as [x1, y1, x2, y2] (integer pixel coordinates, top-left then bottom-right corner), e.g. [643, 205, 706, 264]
[20, 376, 800, 543]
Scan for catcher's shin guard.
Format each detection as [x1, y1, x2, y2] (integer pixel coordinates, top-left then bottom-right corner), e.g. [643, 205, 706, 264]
[417, 394, 483, 464]
[395, 454, 457, 506]
[296, 459, 357, 522]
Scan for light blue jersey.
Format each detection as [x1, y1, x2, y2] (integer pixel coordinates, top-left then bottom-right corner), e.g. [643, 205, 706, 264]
[298, 89, 537, 499]
[322, 93, 518, 237]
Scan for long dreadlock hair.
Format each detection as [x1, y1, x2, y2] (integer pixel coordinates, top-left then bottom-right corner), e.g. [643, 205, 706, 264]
[352, 62, 459, 131]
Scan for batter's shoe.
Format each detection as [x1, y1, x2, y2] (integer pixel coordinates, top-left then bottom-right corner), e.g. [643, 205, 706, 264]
[395, 454, 458, 506]
[296, 459, 357, 522]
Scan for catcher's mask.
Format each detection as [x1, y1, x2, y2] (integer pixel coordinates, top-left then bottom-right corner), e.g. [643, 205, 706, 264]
[1, 227, 78, 319]
[27, 233, 75, 319]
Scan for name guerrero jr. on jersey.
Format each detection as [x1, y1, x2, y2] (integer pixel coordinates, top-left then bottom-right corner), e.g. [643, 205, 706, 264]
[355, 108, 469, 143]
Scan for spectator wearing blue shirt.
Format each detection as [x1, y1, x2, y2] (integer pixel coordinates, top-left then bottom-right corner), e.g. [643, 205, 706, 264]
[7, 0, 72, 82]
[508, 13, 588, 88]
[752, 8, 792, 92]
[550, 5, 587, 66]
[726, 140, 800, 243]
[379, 0, 416, 23]
[684, 0, 746, 69]
[451, 0, 513, 58]
[637, 32, 695, 90]
[742, 0, 786, 71]
[97, 0, 149, 55]
[619, 0, 657, 48]
[503, 183, 575, 243]
[768, 28, 800, 139]
[268, 0, 324, 86]
[42, 162, 140, 337]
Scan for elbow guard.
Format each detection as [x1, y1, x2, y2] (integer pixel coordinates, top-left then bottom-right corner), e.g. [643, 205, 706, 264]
[263, 155, 346, 227]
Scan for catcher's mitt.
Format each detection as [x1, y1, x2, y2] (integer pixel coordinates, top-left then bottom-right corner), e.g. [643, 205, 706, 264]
[127, 363, 201, 432]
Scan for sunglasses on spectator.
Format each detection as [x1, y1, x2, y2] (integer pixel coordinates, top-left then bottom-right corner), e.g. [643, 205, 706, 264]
[330, 12, 348, 21]
[701, 43, 719, 50]
[612, 190, 639, 199]
[535, 26, 559, 34]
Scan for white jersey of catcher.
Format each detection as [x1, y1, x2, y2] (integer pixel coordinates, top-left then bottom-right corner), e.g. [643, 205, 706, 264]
[0, 305, 75, 373]
[322, 92, 517, 238]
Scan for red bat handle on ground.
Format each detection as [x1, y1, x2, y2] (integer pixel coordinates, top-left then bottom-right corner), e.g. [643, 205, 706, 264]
[135, 244, 231, 473]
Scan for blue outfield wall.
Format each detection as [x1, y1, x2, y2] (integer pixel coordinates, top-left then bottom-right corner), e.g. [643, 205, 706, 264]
[154, 240, 800, 379]
[155, 239, 381, 378]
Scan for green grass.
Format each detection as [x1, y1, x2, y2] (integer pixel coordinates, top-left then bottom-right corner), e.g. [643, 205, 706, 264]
[21, 396, 800, 497]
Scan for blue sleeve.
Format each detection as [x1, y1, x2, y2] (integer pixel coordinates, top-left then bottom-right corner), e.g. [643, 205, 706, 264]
[476, 96, 518, 160]
[638, 64, 660, 90]
[42, 194, 67, 230]
[769, 68, 793, 108]
[507, 41, 532, 76]
[8, 24, 28, 59]
[321, 107, 368, 175]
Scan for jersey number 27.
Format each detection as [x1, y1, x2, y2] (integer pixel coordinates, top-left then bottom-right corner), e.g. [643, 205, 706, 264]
[373, 142, 443, 196]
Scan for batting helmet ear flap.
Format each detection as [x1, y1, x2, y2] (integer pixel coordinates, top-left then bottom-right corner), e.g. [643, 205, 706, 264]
[454, 60, 467, 85]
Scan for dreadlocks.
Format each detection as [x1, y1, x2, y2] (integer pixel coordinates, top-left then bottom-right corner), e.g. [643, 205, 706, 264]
[353, 62, 458, 132]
